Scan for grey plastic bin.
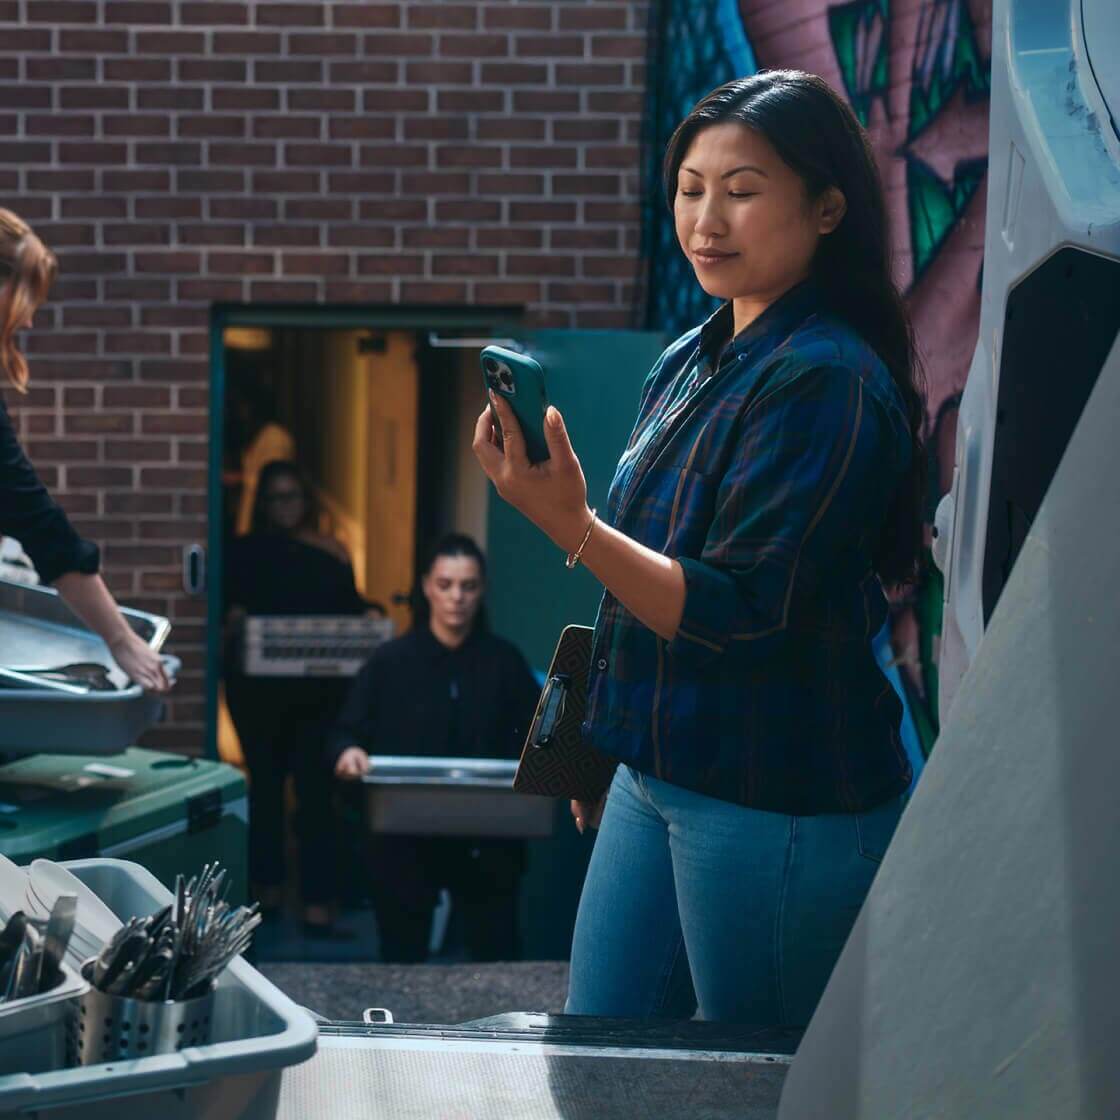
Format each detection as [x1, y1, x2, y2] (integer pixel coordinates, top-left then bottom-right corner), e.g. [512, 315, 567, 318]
[0, 577, 177, 755]
[0, 962, 88, 1078]
[0, 658, 179, 755]
[0, 859, 317, 1119]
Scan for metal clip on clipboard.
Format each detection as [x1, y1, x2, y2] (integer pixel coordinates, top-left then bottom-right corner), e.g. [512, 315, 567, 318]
[528, 674, 570, 749]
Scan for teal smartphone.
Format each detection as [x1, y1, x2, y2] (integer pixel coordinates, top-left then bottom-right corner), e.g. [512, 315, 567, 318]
[480, 345, 551, 464]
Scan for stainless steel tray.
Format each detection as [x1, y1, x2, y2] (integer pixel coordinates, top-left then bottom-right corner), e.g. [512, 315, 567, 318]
[362, 755, 554, 838]
[0, 577, 175, 755]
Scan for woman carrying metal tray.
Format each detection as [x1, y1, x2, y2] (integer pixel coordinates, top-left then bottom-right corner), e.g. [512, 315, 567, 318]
[475, 71, 925, 1027]
[0, 209, 169, 693]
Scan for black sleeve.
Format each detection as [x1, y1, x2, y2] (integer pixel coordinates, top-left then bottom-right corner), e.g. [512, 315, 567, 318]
[325, 654, 382, 768]
[0, 395, 99, 584]
[336, 560, 372, 616]
[223, 538, 249, 614]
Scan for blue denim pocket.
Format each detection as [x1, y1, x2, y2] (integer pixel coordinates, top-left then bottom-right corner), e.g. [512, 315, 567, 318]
[854, 796, 902, 863]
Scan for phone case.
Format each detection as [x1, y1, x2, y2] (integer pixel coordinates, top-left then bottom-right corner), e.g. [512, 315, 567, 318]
[480, 345, 551, 464]
[514, 625, 619, 802]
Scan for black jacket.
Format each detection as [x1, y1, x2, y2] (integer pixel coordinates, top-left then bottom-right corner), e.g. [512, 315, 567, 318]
[224, 533, 369, 618]
[1, 393, 99, 584]
[326, 625, 540, 767]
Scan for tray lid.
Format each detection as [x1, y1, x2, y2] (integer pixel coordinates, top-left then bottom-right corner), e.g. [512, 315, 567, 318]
[0, 749, 245, 859]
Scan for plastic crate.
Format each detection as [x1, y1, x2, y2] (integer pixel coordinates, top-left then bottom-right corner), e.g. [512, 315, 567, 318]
[0, 859, 317, 1119]
[0, 962, 88, 1078]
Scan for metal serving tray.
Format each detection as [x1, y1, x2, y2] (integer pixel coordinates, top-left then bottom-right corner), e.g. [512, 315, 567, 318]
[0, 578, 174, 755]
[362, 756, 555, 838]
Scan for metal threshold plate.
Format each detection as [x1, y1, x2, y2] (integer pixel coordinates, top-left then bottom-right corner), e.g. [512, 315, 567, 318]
[277, 1034, 787, 1119]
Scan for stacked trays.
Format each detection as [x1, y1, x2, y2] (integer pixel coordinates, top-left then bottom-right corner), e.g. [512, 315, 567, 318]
[0, 859, 317, 1120]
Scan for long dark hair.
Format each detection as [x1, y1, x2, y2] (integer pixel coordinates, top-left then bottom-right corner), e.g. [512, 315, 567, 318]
[249, 460, 319, 536]
[662, 70, 926, 585]
[413, 532, 489, 633]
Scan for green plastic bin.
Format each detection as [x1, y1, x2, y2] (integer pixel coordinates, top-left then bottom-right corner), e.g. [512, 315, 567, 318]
[0, 858, 317, 1119]
[0, 749, 247, 902]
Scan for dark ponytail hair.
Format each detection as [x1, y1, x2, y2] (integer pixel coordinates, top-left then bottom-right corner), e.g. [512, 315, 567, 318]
[662, 70, 926, 586]
[413, 532, 489, 632]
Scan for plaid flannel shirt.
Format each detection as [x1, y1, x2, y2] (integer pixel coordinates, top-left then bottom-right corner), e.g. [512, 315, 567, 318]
[583, 280, 914, 814]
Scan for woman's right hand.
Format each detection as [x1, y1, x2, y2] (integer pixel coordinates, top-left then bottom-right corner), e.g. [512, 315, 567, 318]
[334, 746, 370, 781]
[570, 795, 606, 835]
[109, 629, 172, 692]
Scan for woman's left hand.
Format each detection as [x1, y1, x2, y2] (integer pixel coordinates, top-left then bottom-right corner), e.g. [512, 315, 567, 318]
[473, 394, 593, 553]
[109, 630, 172, 692]
[570, 795, 607, 835]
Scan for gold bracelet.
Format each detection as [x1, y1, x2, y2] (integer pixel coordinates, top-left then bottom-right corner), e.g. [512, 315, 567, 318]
[565, 509, 598, 569]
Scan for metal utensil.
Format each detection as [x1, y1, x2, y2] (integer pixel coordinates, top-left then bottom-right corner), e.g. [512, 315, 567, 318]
[0, 667, 93, 696]
[0, 911, 28, 998]
[84, 860, 260, 1003]
[38, 895, 76, 989]
[0, 910, 27, 968]
[9, 925, 42, 1000]
[3, 662, 117, 692]
[93, 917, 142, 991]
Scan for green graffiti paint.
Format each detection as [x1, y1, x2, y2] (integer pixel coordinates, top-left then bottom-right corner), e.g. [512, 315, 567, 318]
[827, 0, 890, 127]
[906, 155, 986, 277]
[908, 0, 990, 140]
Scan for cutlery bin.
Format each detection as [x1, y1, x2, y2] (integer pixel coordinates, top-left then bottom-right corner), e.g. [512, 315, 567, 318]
[0, 859, 316, 1119]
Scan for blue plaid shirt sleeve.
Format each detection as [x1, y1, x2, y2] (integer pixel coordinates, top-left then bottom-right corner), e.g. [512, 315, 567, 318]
[668, 364, 899, 668]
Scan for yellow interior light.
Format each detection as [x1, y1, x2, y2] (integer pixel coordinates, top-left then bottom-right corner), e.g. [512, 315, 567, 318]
[223, 327, 273, 351]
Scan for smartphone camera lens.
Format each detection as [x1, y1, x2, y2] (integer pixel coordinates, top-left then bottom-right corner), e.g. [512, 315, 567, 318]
[484, 357, 515, 394]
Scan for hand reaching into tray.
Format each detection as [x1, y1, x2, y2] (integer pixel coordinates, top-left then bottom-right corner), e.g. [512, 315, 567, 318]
[109, 630, 171, 693]
[55, 571, 172, 692]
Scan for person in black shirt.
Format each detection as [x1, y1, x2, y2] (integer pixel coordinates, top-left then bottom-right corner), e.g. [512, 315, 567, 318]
[225, 459, 378, 937]
[330, 533, 540, 962]
[0, 209, 169, 691]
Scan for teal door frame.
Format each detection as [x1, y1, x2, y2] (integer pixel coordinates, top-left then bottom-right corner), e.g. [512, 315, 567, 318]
[205, 304, 521, 760]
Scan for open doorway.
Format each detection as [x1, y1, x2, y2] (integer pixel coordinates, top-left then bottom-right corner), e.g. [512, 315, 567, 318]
[209, 308, 536, 964]
[220, 324, 490, 636]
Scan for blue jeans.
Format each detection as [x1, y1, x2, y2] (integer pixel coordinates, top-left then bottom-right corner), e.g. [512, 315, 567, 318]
[566, 765, 902, 1026]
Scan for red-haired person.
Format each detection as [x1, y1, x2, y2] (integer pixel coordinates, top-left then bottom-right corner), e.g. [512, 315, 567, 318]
[0, 209, 169, 691]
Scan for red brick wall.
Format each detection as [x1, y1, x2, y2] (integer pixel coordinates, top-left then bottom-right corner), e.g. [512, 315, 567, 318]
[0, 0, 651, 751]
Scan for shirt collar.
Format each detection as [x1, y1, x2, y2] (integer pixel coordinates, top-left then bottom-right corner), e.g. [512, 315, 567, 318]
[695, 277, 822, 377]
[417, 623, 480, 660]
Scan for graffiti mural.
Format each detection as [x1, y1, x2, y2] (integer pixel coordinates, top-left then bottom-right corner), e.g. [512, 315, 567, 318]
[642, 0, 757, 336]
[644, 0, 993, 753]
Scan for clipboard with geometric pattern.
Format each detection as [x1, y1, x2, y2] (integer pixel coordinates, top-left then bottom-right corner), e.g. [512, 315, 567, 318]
[513, 624, 618, 802]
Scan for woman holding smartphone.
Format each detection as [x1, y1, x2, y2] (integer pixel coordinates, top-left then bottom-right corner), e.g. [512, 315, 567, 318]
[0, 209, 170, 691]
[474, 71, 925, 1026]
